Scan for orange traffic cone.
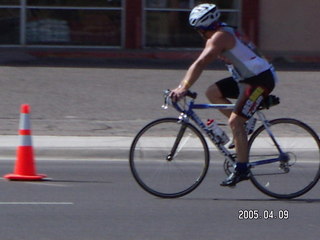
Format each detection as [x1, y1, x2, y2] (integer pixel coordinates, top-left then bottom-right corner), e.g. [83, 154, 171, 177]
[4, 104, 47, 181]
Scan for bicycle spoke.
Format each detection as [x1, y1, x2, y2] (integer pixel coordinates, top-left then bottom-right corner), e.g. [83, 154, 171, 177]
[129, 118, 209, 198]
[174, 133, 192, 158]
[249, 118, 320, 199]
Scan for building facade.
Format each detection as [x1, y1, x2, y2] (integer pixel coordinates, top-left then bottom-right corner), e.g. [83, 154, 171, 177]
[0, 0, 318, 58]
[259, 0, 320, 57]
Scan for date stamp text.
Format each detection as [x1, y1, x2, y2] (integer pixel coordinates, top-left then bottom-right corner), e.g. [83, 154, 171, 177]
[238, 209, 289, 220]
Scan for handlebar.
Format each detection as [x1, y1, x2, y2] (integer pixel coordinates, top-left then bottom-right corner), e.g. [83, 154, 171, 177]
[163, 89, 197, 100]
[185, 90, 198, 99]
[162, 89, 197, 111]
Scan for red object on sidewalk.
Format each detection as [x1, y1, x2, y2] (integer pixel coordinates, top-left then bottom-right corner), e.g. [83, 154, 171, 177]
[4, 104, 47, 181]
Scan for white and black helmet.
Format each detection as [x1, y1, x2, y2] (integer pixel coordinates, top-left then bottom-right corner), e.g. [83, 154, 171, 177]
[189, 4, 220, 29]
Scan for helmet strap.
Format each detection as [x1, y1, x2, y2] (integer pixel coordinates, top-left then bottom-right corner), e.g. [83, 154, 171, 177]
[208, 21, 223, 31]
[198, 21, 222, 31]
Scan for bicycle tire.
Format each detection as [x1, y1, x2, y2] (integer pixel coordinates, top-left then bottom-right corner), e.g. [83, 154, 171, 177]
[248, 118, 320, 199]
[129, 118, 210, 198]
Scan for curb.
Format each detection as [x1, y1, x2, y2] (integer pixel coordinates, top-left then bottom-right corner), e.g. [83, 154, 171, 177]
[0, 135, 315, 161]
[0, 136, 132, 161]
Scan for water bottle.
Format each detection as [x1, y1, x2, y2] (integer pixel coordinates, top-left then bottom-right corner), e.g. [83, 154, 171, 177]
[207, 119, 229, 145]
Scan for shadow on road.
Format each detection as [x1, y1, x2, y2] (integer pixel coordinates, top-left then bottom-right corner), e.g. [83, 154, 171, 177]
[180, 197, 320, 203]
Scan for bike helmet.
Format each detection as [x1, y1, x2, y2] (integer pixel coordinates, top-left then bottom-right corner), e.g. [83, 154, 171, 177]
[189, 4, 220, 30]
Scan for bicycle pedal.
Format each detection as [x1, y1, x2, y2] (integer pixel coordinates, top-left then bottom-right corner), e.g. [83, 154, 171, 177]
[228, 142, 235, 149]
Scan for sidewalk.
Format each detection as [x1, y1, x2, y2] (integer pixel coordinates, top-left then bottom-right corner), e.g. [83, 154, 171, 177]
[1, 48, 320, 70]
[0, 135, 214, 161]
[0, 136, 132, 161]
[0, 135, 315, 161]
[0, 135, 222, 161]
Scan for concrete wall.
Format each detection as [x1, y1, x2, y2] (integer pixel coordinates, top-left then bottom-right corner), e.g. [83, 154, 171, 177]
[259, 0, 320, 56]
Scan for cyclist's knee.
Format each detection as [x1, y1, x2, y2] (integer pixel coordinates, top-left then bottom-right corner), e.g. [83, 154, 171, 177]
[229, 114, 246, 134]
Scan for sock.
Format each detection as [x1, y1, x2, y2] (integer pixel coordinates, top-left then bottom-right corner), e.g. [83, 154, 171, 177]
[235, 162, 248, 173]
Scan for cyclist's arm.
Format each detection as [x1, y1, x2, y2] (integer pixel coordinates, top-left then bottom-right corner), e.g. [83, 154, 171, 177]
[181, 35, 224, 88]
[171, 31, 234, 101]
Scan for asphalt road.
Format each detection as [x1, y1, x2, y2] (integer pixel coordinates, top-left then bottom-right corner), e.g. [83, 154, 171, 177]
[1, 160, 320, 240]
[0, 58, 319, 240]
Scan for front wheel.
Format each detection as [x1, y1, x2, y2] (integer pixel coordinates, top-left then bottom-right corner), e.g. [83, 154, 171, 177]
[129, 118, 210, 198]
[248, 118, 320, 199]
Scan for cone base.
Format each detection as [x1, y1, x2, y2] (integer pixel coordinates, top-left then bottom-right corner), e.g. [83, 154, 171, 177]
[4, 173, 47, 181]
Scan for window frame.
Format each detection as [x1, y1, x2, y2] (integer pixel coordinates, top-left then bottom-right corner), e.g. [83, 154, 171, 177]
[142, 0, 242, 49]
[0, 0, 125, 48]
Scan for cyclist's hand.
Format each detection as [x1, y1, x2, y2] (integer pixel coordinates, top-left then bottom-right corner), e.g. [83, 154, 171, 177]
[169, 86, 188, 102]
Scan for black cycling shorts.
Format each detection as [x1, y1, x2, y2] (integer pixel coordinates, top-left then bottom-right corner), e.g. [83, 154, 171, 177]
[216, 69, 276, 118]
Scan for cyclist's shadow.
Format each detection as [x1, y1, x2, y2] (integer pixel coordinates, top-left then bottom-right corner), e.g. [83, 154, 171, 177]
[181, 197, 320, 203]
[214, 198, 320, 203]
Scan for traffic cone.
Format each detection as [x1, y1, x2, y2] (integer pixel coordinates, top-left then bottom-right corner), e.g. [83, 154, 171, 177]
[4, 104, 47, 181]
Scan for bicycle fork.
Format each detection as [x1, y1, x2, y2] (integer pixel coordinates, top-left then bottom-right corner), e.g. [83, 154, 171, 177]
[166, 124, 188, 161]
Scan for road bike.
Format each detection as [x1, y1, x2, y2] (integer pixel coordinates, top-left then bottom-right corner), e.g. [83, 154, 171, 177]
[129, 90, 320, 199]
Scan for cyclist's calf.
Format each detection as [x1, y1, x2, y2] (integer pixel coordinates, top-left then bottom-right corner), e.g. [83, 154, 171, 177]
[228, 113, 249, 163]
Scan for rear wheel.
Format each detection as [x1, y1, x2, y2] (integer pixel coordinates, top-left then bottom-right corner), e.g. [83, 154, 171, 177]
[248, 118, 320, 199]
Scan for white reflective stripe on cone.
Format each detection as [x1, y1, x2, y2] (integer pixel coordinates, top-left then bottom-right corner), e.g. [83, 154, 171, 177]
[19, 113, 31, 130]
[19, 135, 32, 146]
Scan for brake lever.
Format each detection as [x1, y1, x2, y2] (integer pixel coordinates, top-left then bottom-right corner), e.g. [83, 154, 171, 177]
[162, 89, 171, 109]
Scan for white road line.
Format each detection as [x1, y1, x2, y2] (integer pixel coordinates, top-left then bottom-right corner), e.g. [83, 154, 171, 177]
[23, 181, 71, 187]
[0, 202, 74, 205]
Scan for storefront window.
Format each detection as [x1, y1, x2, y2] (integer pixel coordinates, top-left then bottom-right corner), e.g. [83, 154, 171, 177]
[27, 0, 122, 7]
[0, 0, 19, 5]
[146, 0, 190, 8]
[146, 11, 201, 47]
[0, 0, 241, 48]
[0, 8, 20, 44]
[0, 0, 124, 46]
[146, 0, 239, 9]
[26, 9, 121, 46]
[145, 0, 241, 48]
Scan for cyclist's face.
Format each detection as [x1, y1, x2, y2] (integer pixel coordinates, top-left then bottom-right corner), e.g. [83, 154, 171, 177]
[197, 30, 213, 40]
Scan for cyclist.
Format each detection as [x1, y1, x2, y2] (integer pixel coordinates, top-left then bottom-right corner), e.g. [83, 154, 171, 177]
[170, 3, 278, 186]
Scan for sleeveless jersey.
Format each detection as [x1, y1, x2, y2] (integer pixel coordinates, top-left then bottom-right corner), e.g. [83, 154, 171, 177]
[220, 26, 274, 82]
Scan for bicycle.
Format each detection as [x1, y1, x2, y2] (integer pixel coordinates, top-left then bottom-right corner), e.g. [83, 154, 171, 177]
[129, 90, 320, 199]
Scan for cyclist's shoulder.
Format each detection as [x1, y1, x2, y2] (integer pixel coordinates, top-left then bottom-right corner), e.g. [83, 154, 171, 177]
[209, 30, 235, 49]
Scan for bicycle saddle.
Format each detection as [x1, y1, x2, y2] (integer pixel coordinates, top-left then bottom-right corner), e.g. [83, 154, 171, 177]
[259, 95, 280, 109]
